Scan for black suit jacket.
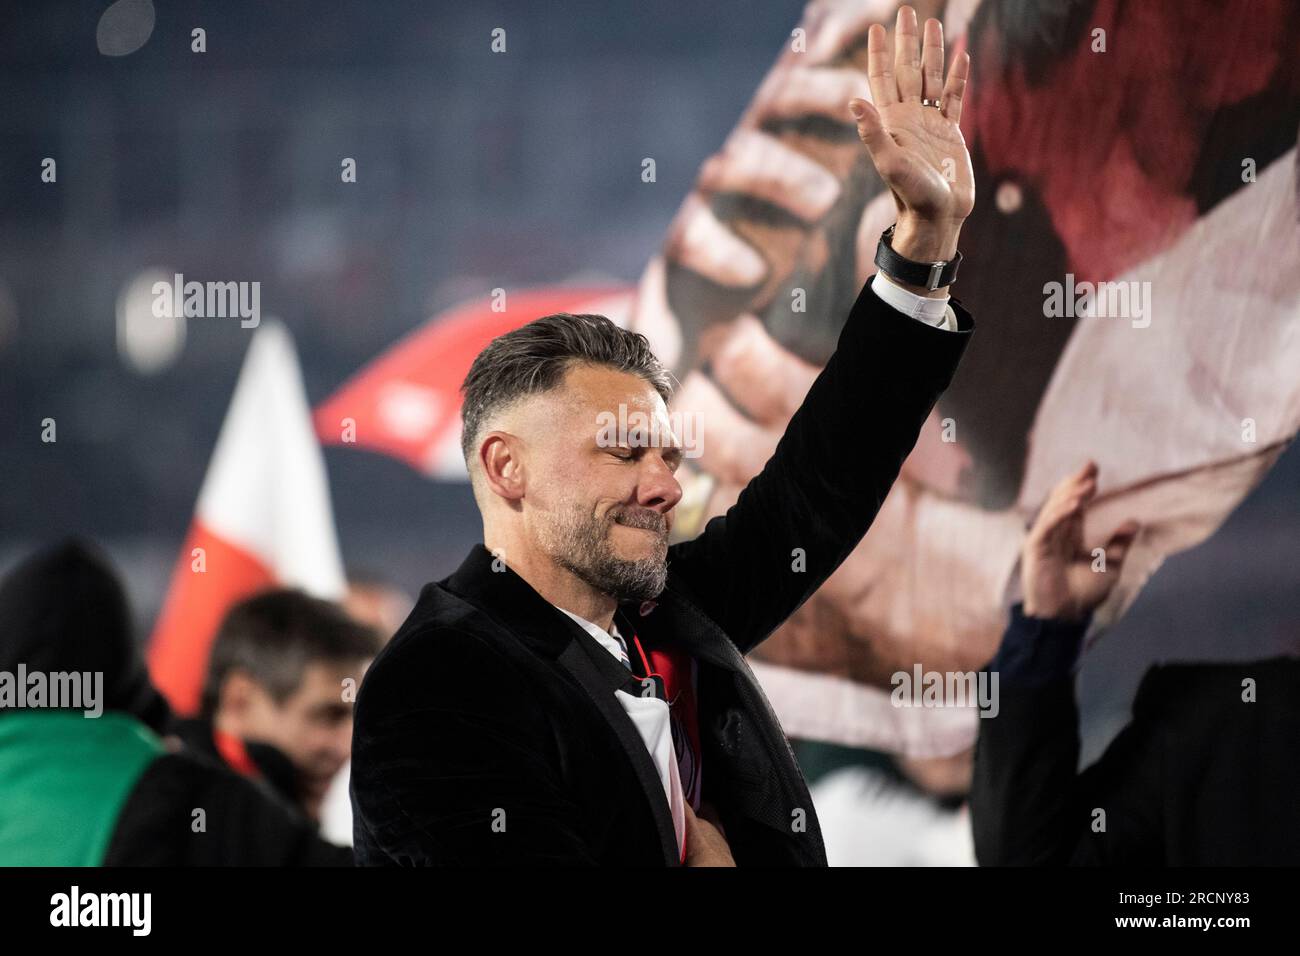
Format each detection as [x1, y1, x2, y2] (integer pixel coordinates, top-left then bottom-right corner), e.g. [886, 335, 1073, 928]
[971, 648, 1300, 865]
[351, 279, 972, 865]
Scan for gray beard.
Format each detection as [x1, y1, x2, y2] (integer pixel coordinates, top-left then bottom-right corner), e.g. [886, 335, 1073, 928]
[547, 503, 668, 603]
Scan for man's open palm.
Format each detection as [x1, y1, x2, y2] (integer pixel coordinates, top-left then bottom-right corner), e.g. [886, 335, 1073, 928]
[849, 7, 974, 230]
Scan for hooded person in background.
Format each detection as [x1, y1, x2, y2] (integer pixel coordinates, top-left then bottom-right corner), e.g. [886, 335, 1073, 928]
[0, 540, 352, 865]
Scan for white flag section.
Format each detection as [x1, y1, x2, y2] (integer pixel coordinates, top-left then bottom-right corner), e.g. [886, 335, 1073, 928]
[192, 319, 347, 601]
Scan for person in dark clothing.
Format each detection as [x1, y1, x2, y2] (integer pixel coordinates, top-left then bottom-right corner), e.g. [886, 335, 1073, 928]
[182, 589, 382, 822]
[0, 540, 351, 865]
[971, 463, 1300, 865]
[352, 9, 976, 866]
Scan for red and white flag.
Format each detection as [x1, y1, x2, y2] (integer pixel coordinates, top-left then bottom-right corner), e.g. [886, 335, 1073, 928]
[149, 321, 346, 716]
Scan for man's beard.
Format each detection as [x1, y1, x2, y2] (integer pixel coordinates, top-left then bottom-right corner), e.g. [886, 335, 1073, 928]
[543, 501, 669, 602]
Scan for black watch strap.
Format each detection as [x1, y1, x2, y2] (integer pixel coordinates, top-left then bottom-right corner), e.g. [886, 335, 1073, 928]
[874, 224, 962, 291]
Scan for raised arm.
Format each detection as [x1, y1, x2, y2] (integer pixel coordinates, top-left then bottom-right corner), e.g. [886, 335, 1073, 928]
[667, 6, 974, 653]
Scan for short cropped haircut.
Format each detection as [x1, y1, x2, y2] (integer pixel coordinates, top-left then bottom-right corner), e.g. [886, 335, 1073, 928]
[200, 588, 383, 719]
[459, 312, 673, 464]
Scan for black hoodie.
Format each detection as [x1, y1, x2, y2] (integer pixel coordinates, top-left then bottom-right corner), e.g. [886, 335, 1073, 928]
[0, 539, 171, 732]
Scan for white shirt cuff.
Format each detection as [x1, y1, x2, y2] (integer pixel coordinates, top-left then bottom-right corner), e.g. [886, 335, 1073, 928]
[871, 271, 959, 332]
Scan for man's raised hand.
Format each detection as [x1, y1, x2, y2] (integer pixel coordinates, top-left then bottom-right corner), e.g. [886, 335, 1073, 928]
[848, 5, 973, 263]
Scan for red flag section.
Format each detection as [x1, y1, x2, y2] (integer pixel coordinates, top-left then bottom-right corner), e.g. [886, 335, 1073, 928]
[313, 287, 631, 478]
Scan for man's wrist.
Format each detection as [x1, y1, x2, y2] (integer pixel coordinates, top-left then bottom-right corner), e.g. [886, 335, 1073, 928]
[892, 215, 963, 260]
[887, 216, 963, 298]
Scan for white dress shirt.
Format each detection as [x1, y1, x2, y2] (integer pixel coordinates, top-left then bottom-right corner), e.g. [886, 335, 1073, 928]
[554, 606, 689, 861]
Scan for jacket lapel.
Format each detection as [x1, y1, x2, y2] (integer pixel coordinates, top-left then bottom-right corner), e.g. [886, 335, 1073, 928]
[443, 545, 681, 865]
[628, 578, 827, 864]
[556, 640, 681, 865]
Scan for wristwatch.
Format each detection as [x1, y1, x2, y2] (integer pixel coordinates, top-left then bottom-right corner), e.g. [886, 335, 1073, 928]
[874, 224, 962, 291]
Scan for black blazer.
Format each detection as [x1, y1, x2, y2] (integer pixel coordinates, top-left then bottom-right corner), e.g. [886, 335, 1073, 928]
[971, 655, 1300, 865]
[351, 280, 973, 865]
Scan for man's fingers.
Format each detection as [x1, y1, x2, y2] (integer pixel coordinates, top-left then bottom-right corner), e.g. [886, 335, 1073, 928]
[921, 17, 945, 102]
[940, 48, 970, 124]
[865, 23, 898, 107]
[893, 5, 923, 102]
[848, 98, 904, 179]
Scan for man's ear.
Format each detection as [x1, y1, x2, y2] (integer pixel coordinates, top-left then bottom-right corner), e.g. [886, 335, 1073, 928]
[479, 431, 526, 502]
[216, 669, 261, 730]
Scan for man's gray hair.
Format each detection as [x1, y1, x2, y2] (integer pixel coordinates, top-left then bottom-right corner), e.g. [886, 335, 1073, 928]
[459, 312, 674, 464]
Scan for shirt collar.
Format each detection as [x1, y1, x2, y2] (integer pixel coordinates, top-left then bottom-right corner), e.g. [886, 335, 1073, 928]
[553, 605, 622, 642]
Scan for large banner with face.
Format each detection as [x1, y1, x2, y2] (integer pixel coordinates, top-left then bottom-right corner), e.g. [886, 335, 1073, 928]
[317, 0, 1300, 755]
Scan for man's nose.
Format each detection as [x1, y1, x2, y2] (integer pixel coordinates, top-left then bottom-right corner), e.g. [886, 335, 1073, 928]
[637, 454, 682, 513]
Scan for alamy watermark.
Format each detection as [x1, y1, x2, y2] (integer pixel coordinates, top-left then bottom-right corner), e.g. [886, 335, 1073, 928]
[1043, 274, 1152, 329]
[890, 665, 1000, 718]
[596, 404, 702, 459]
[0, 665, 103, 717]
[50, 886, 150, 936]
[151, 272, 260, 328]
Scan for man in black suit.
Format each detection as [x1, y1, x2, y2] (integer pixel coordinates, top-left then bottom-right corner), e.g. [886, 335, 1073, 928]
[971, 463, 1300, 865]
[352, 6, 975, 866]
